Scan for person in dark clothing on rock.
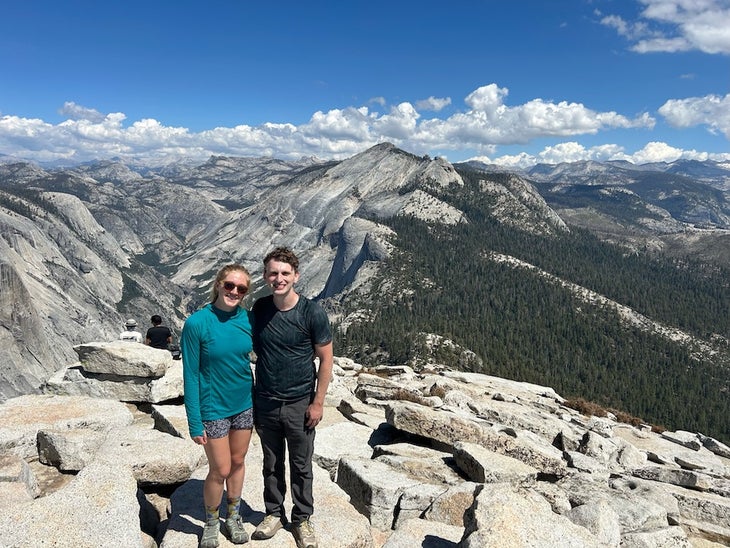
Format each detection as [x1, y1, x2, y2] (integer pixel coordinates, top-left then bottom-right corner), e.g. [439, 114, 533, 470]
[145, 314, 172, 349]
[251, 247, 333, 548]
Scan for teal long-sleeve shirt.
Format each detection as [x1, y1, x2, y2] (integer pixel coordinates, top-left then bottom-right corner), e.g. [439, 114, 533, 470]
[181, 303, 253, 438]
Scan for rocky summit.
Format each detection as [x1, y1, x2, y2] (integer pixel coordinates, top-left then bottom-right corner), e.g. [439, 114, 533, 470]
[1, 343, 729, 547]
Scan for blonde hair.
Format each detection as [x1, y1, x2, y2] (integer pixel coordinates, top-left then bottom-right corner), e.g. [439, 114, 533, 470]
[209, 264, 251, 305]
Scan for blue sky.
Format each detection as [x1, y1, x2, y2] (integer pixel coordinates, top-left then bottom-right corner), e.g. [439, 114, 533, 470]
[1, 0, 728, 167]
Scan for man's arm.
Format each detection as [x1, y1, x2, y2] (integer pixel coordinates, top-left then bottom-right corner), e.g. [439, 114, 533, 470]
[305, 341, 333, 427]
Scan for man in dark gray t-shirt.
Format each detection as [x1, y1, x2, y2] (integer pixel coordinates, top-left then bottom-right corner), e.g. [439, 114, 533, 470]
[253, 295, 331, 401]
[251, 247, 333, 548]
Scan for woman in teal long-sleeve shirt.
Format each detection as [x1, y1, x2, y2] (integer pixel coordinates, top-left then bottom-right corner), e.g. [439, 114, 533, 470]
[181, 264, 253, 547]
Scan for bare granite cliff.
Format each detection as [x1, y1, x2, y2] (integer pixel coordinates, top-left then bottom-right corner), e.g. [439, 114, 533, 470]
[1, 343, 728, 547]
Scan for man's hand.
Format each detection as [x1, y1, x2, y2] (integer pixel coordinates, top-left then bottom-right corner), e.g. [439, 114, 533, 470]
[305, 401, 324, 428]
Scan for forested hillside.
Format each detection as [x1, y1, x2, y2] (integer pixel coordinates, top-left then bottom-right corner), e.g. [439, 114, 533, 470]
[334, 170, 730, 442]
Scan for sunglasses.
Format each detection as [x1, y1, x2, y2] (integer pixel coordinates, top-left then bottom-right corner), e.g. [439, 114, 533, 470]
[222, 281, 249, 294]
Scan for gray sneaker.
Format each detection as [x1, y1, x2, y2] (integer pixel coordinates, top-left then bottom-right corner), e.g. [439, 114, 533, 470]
[200, 519, 220, 548]
[292, 519, 318, 548]
[251, 514, 285, 540]
[223, 514, 249, 544]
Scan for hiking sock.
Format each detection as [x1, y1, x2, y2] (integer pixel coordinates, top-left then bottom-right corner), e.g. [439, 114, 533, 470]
[226, 496, 242, 518]
[205, 504, 220, 523]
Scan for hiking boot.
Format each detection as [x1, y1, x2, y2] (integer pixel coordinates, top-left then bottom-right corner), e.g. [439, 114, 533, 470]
[223, 514, 249, 544]
[200, 519, 220, 548]
[292, 519, 318, 548]
[251, 514, 285, 540]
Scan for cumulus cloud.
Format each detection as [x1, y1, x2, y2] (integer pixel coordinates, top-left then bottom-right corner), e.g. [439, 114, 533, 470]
[658, 93, 730, 138]
[484, 142, 630, 169]
[305, 107, 373, 141]
[433, 84, 653, 148]
[601, 0, 730, 54]
[470, 152, 535, 169]
[59, 101, 106, 123]
[472, 140, 727, 170]
[372, 103, 420, 139]
[415, 96, 452, 112]
[0, 83, 727, 168]
[630, 141, 684, 163]
[538, 142, 613, 164]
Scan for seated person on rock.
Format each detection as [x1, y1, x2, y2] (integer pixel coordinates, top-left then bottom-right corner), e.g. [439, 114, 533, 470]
[119, 319, 143, 343]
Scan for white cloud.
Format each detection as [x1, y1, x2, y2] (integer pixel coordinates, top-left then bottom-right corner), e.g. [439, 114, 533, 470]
[601, 0, 730, 54]
[658, 93, 730, 138]
[304, 107, 374, 141]
[475, 140, 730, 169]
[372, 102, 420, 139]
[488, 142, 630, 169]
[426, 85, 653, 150]
[630, 141, 686, 163]
[599, 14, 651, 40]
[414, 96, 452, 112]
[633, 35, 693, 53]
[464, 84, 509, 112]
[58, 101, 106, 123]
[0, 85, 726, 169]
[200, 123, 301, 158]
[474, 152, 535, 169]
[538, 142, 607, 164]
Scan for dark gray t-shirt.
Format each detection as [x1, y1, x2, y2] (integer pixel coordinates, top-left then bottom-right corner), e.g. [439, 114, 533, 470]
[252, 295, 332, 401]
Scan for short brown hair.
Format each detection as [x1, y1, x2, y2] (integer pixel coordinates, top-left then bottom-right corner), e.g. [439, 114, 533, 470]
[263, 246, 299, 272]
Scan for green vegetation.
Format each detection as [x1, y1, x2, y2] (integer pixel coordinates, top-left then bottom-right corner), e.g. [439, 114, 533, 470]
[120, 271, 146, 305]
[333, 173, 730, 442]
[0, 192, 35, 218]
[542, 184, 666, 223]
[0, 186, 63, 219]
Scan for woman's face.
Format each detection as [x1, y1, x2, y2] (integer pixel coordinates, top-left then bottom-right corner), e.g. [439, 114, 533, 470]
[215, 270, 249, 311]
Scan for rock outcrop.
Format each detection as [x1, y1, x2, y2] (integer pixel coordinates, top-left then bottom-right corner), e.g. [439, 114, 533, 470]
[42, 340, 183, 403]
[0, 344, 728, 547]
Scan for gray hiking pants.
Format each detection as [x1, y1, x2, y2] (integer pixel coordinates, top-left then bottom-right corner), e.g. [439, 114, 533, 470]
[254, 394, 315, 525]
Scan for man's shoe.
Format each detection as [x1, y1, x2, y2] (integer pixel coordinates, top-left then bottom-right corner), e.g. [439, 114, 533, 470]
[200, 519, 220, 548]
[292, 519, 318, 548]
[223, 514, 249, 544]
[251, 514, 285, 540]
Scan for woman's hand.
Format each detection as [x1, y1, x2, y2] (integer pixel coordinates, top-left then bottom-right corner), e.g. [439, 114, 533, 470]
[192, 432, 208, 445]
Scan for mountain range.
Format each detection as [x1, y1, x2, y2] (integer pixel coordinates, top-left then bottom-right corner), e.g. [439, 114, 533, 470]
[0, 143, 728, 440]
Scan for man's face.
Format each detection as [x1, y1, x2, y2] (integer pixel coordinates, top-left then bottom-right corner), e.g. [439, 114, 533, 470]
[264, 259, 299, 296]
